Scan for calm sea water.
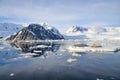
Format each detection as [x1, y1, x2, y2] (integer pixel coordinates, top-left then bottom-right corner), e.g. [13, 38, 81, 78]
[0, 41, 120, 80]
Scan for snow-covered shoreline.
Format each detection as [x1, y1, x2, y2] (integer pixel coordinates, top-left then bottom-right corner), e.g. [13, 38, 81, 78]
[68, 46, 120, 53]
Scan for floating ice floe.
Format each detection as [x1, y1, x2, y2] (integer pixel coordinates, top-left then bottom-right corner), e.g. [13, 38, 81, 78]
[0, 47, 4, 50]
[10, 73, 14, 76]
[67, 58, 77, 63]
[96, 78, 104, 80]
[72, 53, 82, 57]
[33, 50, 42, 53]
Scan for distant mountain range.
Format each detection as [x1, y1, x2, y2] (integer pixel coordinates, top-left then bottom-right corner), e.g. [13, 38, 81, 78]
[0, 22, 120, 41]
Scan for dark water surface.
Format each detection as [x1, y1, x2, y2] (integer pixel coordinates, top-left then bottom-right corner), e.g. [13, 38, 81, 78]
[0, 41, 120, 80]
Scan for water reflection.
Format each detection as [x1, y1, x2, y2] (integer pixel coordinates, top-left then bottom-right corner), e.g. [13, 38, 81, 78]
[10, 41, 61, 57]
[0, 41, 120, 80]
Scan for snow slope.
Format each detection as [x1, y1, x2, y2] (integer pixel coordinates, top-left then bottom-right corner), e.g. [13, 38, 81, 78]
[0, 23, 23, 39]
[41, 22, 64, 38]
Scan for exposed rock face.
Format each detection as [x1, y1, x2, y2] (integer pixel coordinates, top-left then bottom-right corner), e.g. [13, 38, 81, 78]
[6, 24, 64, 42]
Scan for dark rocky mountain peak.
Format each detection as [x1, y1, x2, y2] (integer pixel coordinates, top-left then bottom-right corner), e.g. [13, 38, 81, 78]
[6, 24, 64, 42]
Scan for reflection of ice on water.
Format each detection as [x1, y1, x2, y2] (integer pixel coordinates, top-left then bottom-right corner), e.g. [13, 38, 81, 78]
[0, 40, 120, 80]
[20, 53, 40, 57]
[1, 40, 120, 63]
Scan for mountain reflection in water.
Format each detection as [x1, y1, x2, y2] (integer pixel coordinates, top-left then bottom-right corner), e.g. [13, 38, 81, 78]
[10, 40, 61, 57]
[0, 40, 120, 80]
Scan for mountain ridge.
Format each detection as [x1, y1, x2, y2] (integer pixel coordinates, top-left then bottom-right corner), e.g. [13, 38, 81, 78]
[6, 24, 64, 42]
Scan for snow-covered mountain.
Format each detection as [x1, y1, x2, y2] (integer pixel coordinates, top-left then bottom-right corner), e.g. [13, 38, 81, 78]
[0, 23, 23, 39]
[41, 22, 61, 35]
[64, 25, 120, 40]
[6, 23, 64, 42]
[64, 26, 88, 39]
[1, 22, 120, 41]
[66, 26, 88, 33]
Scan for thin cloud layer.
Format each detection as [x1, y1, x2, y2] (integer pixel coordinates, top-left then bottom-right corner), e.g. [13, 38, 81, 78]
[0, 0, 120, 30]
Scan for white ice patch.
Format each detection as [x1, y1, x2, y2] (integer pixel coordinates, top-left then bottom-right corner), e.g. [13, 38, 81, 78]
[28, 30, 35, 36]
[0, 47, 4, 50]
[18, 31, 22, 34]
[72, 53, 82, 57]
[67, 58, 77, 63]
[96, 78, 104, 80]
[10, 73, 14, 76]
[13, 32, 17, 35]
[20, 53, 39, 56]
[22, 23, 29, 27]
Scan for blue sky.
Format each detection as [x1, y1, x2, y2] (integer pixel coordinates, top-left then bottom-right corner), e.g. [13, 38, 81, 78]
[0, 0, 120, 30]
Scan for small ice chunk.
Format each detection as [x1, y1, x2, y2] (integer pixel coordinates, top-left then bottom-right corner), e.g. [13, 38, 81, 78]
[72, 53, 82, 57]
[96, 78, 104, 80]
[111, 77, 115, 79]
[0, 47, 4, 50]
[67, 58, 77, 63]
[10, 73, 14, 76]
